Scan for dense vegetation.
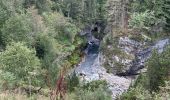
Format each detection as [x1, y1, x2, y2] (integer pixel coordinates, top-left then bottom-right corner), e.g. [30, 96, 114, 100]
[0, 0, 111, 99]
[117, 47, 170, 100]
[0, 0, 170, 100]
[117, 0, 170, 99]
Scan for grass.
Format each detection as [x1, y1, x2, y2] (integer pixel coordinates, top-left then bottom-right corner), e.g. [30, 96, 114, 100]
[0, 92, 50, 100]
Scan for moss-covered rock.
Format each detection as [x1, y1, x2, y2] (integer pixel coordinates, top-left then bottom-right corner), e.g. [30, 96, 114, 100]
[100, 30, 145, 74]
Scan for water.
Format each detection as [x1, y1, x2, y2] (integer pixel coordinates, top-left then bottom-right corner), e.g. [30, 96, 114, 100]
[75, 39, 131, 99]
[77, 24, 169, 99]
[75, 37, 169, 99]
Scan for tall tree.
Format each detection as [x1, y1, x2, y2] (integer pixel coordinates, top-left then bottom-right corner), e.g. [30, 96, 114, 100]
[131, 0, 170, 32]
[147, 47, 170, 92]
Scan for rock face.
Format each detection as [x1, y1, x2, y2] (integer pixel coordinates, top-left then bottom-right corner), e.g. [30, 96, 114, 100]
[76, 28, 169, 99]
[124, 38, 169, 76]
[76, 30, 133, 99]
[101, 31, 170, 76]
[74, 0, 170, 99]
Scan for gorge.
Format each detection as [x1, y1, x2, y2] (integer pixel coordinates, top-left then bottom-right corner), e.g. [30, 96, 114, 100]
[74, 24, 170, 99]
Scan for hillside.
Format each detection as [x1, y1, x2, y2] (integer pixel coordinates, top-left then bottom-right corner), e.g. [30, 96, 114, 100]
[0, 0, 170, 100]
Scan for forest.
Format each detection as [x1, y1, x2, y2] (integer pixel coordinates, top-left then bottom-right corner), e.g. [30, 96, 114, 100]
[0, 0, 170, 100]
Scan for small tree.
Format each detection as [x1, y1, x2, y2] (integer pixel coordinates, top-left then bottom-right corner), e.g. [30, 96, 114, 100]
[66, 71, 79, 92]
[147, 47, 170, 92]
[129, 10, 159, 31]
[130, 0, 170, 32]
[0, 42, 42, 86]
[147, 50, 163, 92]
[1, 14, 33, 46]
[43, 12, 79, 43]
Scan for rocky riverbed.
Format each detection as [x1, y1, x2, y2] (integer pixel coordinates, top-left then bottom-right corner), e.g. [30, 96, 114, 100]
[75, 52, 132, 99]
[75, 35, 169, 99]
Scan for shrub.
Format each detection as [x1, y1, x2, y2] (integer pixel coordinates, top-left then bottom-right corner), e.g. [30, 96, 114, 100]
[129, 11, 157, 31]
[1, 14, 33, 45]
[0, 42, 42, 87]
[34, 34, 62, 87]
[117, 86, 152, 100]
[69, 86, 112, 100]
[66, 72, 79, 92]
[43, 12, 80, 43]
[82, 80, 108, 91]
[0, 70, 16, 90]
[147, 47, 170, 92]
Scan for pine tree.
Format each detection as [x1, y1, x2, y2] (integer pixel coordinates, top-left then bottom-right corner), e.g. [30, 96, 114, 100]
[147, 47, 170, 92]
[164, 0, 170, 31]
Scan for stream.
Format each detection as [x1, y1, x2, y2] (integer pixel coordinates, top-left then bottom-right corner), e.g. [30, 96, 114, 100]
[74, 25, 169, 100]
[75, 28, 132, 99]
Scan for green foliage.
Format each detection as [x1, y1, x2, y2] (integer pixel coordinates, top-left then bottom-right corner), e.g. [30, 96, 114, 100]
[147, 47, 170, 92]
[52, 0, 107, 24]
[23, 0, 52, 14]
[0, 0, 24, 15]
[147, 50, 165, 92]
[117, 86, 153, 100]
[35, 12, 83, 87]
[164, 0, 170, 31]
[64, 23, 80, 43]
[96, 0, 107, 20]
[120, 47, 170, 99]
[133, 74, 148, 88]
[129, 11, 158, 30]
[130, 0, 170, 32]
[35, 34, 62, 87]
[0, 70, 17, 90]
[1, 14, 33, 45]
[0, 0, 111, 98]
[66, 72, 79, 92]
[0, 0, 24, 46]
[0, 42, 42, 87]
[67, 51, 81, 67]
[154, 81, 170, 100]
[58, 0, 83, 21]
[70, 87, 112, 100]
[82, 80, 107, 91]
[0, 2, 9, 28]
[35, 34, 61, 60]
[66, 75, 111, 100]
[43, 12, 80, 43]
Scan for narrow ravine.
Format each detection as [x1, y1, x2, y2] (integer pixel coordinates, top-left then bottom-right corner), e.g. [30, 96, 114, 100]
[70, 18, 170, 99]
[75, 43, 132, 99]
[75, 26, 169, 99]
[75, 27, 132, 99]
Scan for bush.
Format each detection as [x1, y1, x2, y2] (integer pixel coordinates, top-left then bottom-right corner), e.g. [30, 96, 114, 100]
[66, 72, 79, 92]
[0, 42, 42, 87]
[69, 86, 112, 100]
[1, 14, 33, 45]
[34, 34, 62, 87]
[64, 23, 79, 43]
[43, 12, 80, 43]
[23, 0, 52, 14]
[82, 80, 108, 91]
[154, 81, 170, 100]
[117, 86, 152, 100]
[130, 0, 169, 32]
[147, 47, 170, 92]
[129, 11, 157, 31]
[0, 70, 16, 90]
